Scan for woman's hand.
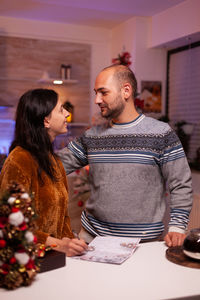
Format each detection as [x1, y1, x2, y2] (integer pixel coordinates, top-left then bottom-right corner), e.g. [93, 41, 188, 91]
[45, 236, 88, 256]
[58, 237, 88, 256]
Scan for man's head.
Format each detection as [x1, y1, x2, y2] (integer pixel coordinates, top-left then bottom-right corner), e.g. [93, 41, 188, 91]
[94, 65, 137, 121]
[103, 65, 137, 98]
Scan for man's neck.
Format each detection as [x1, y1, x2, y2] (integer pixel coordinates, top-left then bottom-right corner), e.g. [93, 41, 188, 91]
[112, 110, 140, 124]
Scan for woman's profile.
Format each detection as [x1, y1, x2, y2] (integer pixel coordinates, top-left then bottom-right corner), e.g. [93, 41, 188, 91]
[0, 89, 87, 256]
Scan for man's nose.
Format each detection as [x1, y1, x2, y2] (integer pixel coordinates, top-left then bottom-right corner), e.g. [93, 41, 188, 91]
[95, 94, 102, 104]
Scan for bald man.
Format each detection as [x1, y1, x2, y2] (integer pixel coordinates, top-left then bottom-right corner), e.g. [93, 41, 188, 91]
[59, 65, 193, 247]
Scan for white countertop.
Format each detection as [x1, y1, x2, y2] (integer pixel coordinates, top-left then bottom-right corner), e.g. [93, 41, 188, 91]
[1, 241, 200, 300]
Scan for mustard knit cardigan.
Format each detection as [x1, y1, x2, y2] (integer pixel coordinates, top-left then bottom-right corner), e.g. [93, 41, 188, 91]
[0, 146, 74, 243]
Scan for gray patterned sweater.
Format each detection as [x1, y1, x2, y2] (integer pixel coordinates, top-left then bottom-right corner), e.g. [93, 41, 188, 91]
[59, 114, 193, 240]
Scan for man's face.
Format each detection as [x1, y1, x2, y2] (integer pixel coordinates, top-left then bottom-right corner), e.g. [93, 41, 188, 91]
[94, 70, 125, 120]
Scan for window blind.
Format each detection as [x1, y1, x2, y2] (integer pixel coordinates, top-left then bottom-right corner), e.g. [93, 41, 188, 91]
[168, 45, 200, 162]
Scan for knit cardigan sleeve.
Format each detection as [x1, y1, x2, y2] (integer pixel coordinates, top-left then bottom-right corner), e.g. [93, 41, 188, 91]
[0, 154, 31, 192]
[58, 159, 74, 239]
[0, 149, 49, 243]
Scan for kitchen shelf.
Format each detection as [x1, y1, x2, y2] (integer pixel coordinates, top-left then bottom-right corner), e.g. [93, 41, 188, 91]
[38, 78, 78, 84]
[0, 77, 78, 84]
[0, 77, 34, 82]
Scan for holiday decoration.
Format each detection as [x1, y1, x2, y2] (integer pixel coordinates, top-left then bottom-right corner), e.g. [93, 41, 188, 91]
[112, 51, 131, 66]
[0, 182, 39, 290]
[37, 247, 66, 273]
[134, 97, 144, 112]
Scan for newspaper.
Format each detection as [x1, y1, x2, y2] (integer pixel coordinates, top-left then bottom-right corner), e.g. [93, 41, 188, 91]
[73, 236, 140, 264]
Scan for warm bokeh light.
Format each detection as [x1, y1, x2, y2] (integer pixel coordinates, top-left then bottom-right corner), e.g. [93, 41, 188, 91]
[67, 112, 72, 123]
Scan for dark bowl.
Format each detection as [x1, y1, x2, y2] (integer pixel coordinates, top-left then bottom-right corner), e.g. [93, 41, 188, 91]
[183, 228, 200, 260]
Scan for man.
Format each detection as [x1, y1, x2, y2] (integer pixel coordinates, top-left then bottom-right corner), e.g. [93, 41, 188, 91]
[59, 64, 193, 247]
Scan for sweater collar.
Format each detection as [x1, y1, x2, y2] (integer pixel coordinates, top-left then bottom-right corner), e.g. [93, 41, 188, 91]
[111, 114, 145, 129]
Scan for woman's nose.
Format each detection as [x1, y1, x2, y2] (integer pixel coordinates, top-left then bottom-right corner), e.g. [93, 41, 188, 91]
[64, 108, 70, 118]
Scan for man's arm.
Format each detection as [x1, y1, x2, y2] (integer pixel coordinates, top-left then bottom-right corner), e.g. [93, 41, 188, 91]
[161, 131, 193, 247]
[58, 138, 88, 174]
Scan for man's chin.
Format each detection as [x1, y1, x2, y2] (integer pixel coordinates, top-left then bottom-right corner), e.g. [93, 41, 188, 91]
[100, 110, 106, 116]
[100, 110, 107, 118]
[101, 113, 112, 120]
[100, 109, 112, 120]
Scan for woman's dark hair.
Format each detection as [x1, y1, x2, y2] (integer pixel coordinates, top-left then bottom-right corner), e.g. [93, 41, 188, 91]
[10, 89, 59, 182]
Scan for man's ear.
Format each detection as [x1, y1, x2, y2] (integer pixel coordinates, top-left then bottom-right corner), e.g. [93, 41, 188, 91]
[123, 83, 132, 100]
[44, 117, 50, 128]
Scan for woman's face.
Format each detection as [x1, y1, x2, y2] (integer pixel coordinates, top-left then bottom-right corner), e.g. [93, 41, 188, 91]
[44, 98, 69, 141]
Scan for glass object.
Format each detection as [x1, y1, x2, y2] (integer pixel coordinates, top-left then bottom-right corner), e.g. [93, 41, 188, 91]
[183, 228, 200, 260]
[60, 64, 71, 80]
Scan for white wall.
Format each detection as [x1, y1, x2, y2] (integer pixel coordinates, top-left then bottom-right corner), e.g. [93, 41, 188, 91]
[151, 0, 200, 47]
[134, 17, 166, 115]
[0, 16, 112, 121]
[111, 17, 137, 59]
[112, 17, 167, 116]
[111, 0, 200, 115]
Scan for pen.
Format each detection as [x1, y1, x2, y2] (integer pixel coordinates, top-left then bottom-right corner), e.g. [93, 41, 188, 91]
[72, 231, 95, 251]
[72, 230, 80, 240]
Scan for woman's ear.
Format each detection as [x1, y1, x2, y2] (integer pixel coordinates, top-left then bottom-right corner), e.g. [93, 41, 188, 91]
[123, 83, 132, 100]
[44, 117, 50, 128]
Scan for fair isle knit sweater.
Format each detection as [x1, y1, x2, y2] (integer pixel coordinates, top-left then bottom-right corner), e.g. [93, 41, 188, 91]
[59, 114, 193, 241]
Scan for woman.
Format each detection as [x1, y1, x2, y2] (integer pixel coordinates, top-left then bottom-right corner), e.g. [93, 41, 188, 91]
[0, 89, 87, 256]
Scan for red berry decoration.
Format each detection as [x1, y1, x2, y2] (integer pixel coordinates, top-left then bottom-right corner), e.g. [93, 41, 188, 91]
[11, 207, 19, 213]
[0, 239, 6, 248]
[77, 200, 84, 207]
[9, 257, 17, 264]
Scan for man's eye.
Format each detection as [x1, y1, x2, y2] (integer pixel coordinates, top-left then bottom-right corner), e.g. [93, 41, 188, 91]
[102, 91, 107, 96]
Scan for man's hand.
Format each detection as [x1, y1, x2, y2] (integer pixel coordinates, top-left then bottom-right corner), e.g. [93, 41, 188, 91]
[164, 232, 186, 247]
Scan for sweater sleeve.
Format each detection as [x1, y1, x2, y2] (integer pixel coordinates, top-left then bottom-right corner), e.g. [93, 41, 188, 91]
[0, 158, 31, 194]
[160, 129, 193, 232]
[58, 159, 74, 239]
[58, 135, 88, 175]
